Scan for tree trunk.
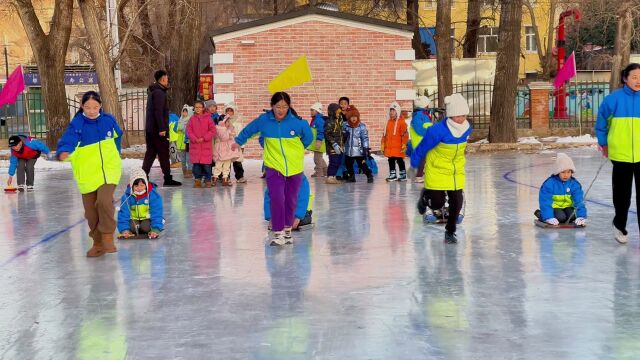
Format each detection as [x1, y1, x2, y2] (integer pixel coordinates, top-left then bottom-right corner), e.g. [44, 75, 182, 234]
[12, 0, 73, 148]
[274, 0, 278, 15]
[610, 0, 633, 91]
[167, 0, 203, 112]
[435, 0, 453, 106]
[407, 0, 427, 59]
[489, 0, 522, 143]
[78, 0, 129, 148]
[463, 0, 481, 58]
[543, 0, 557, 78]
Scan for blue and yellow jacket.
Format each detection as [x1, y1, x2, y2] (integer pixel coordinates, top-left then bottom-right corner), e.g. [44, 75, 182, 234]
[410, 119, 471, 190]
[235, 110, 313, 176]
[117, 183, 164, 233]
[407, 108, 433, 155]
[307, 112, 326, 153]
[539, 175, 587, 221]
[8, 136, 50, 176]
[56, 112, 123, 194]
[264, 175, 312, 221]
[595, 85, 640, 163]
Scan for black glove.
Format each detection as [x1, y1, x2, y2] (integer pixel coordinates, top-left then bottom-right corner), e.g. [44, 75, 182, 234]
[363, 147, 371, 158]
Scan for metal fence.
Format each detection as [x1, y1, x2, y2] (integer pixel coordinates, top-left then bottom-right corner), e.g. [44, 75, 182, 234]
[417, 82, 532, 130]
[549, 81, 609, 129]
[0, 88, 148, 140]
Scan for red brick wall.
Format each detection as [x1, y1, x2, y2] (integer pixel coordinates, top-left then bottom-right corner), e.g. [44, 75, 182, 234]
[214, 20, 414, 158]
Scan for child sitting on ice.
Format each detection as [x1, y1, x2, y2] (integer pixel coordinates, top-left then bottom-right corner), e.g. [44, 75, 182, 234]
[535, 153, 587, 226]
[117, 168, 164, 239]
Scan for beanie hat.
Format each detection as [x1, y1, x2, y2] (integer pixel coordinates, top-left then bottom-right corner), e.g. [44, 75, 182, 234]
[310, 102, 323, 113]
[554, 153, 576, 175]
[8, 135, 21, 147]
[129, 167, 148, 190]
[389, 102, 402, 118]
[204, 100, 217, 108]
[445, 93, 470, 117]
[414, 95, 431, 109]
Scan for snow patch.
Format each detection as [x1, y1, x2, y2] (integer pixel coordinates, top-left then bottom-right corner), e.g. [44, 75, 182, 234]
[550, 134, 597, 143]
[518, 137, 541, 144]
[474, 138, 489, 144]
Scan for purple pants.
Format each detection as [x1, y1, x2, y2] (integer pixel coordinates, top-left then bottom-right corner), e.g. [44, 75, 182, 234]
[265, 168, 303, 232]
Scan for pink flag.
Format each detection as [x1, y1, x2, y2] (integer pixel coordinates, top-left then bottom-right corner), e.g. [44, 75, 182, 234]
[554, 51, 577, 89]
[0, 66, 25, 107]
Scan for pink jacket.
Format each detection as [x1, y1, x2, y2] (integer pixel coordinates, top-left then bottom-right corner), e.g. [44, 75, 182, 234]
[213, 122, 241, 162]
[187, 113, 216, 164]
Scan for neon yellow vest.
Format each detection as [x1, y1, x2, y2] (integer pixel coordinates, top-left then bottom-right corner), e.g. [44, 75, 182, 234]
[424, 142, 466, 190]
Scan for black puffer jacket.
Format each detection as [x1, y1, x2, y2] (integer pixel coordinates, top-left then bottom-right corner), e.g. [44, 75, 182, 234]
[324, 103, 343, 155]
[145, 83, 169, 134]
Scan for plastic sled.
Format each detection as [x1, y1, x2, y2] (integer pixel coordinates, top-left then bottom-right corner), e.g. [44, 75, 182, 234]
[4, 186, 18, 193]
[534, 220, 585, 229]
[117, 233, 157, 239]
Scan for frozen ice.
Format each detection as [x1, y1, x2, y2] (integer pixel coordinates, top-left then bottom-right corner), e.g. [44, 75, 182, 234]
[0, 147, 638, 359]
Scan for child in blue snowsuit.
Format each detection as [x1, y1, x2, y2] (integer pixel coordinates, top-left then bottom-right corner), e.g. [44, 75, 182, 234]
[265, 175, 313, 230]
[6, 135, 50, 191]
[536, 153, 587, 226]
[118, 168, 164, 239]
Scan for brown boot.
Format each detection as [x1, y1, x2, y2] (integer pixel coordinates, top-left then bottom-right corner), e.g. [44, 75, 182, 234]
[325, 176, 340, 184]
[194, 179, 202, 188]
[102, 233, 117, 253]
[183, 170, 193, 179]
[212, 177, 218, 187]
[86, 237, 105, 257]
[223, 177, 232, 186]
[205, 180, 213, 188]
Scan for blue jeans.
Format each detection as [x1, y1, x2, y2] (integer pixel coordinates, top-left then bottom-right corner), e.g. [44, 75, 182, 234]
[192, 163, 212, 181]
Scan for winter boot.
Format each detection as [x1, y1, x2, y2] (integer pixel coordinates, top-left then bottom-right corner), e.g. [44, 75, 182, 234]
[325, 176, 340, 184]
[102, 233, 117, 253]
[205, 180, 213, 188]
[423, 208, 438, 223]
[311, 172, 320, 178]
[164, 175, 182, 187]
[211, 177, 218, 187]
[417, 189, 428, 215]
[398, 170, 407, 182]
[444, 231, 458, 244]
[613, 222, 628, 244]
[183, 170, 193, 179]
[386, 170, 397, 182]
[86, 237, 105, 257]
[367, 174, 374, 183]
[223, 177, 232, 187]
[194, 179, 202, 188]
[347, 174, 356, 183]
[284, 227, 293, 244]
[171, 161, 181, 169]
[270, 231, 286, 246]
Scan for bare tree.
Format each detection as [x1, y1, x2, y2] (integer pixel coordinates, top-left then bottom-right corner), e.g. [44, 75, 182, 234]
[463, 0, 481, 57]
[11, 0, 73, 147]
[407, 0, 428, 59]
[435, 0, 453, 105]
[489, 0, 523, 143]
[523, 0, 558, 79]
[610, 0, 634, 90]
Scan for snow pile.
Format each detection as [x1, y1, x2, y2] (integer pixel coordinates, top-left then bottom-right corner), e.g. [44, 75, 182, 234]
[474, 138, 489, 144]
[518, 137, 542, 144]
[123, 144, 146, 152]
[550, 134, 597, 144]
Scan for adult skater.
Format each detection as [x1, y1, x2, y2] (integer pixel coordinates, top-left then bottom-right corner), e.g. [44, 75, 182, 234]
[596, 62, 640, 244]
[232, 92, 313, 246]
[411, 93, 472, 244]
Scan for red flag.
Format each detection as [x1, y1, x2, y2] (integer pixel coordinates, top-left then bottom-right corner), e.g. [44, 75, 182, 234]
[554, 52, 577, 89]
[0, 66, 25, 107]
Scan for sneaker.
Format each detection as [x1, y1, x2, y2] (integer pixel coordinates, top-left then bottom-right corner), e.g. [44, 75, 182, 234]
[398, 170, 407, 181]
[17, 185, 26, 192]
[444, 231, 458, 244]
[237, 177, 247, 184]
[414, 177, 423, 183]
[26, 186, 34, 192]
[613, 223, 628, 244]
[386, 170, 397, 182]
[423, 208, 437, 223]
[284, 227, 293, 244]
[270, 232, 286, 246]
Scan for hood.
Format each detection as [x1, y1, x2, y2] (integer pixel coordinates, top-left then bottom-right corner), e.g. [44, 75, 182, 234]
[148, 83, 167, 93]
[129, 167, 148, 190]
[180, 104, 194, 120]
[389, 101, 402, 119]
[346, 107, 361, 128]
[224, 101, 238, 114]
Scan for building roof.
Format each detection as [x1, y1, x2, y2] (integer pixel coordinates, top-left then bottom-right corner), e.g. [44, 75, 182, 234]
[210, 6, 413, 43]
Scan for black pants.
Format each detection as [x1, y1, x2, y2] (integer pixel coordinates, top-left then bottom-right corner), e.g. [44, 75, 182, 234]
[553, 208, 577, 223]
[327, 154, 343, 176]
[612, 160, 640, 234]
[345, 156, 372, 179]
[142, 132, 171, 177]
[16, 158, 37, 186]
[233, 161, 244, 180]
[388, 157, 406, 172]
[130, 219, 151, 234]
[420, 189, 464, 234]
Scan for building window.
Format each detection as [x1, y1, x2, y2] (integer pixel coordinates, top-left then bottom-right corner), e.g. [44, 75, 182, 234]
[450, 27, 456, 55]
[477, 26, 499, 53]
[525, 26, 537, 52]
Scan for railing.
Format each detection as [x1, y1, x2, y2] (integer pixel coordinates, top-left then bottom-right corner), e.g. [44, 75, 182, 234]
[548, 81, 609, 129]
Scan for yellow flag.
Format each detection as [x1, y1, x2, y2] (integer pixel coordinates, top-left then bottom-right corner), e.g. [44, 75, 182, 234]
[268, 56, 312, 94]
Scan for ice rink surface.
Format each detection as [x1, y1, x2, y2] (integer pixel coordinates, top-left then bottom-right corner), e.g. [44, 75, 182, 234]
[1, 147, 639, 359]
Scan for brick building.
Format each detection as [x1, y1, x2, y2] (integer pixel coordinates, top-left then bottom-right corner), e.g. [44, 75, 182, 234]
[210, 7, 415, 158]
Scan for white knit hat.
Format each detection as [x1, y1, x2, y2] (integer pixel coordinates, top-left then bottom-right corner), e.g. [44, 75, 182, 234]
[554, 153, 576, 175]
[414, 95, 431, 109]
[445, 93, 470, 117]
[129, 167, 148, 189]
[389, 101, 402, 117]
[310, 102, 323, 113]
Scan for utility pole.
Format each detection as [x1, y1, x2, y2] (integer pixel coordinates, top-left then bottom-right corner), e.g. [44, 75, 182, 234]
[3, 35, 8, 82]
[106, 0, 122, 91]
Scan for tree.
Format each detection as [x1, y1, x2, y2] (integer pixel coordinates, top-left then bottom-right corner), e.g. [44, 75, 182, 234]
[407, 0, 428, 59]
[77, 0, 129, 148]
[610, 0, 634, 90]
[523, 0, 557, 79]
[435, 0, 453, 106]
[489, 0, 523, 143]
[11, 0, 73, 148]
[463, 0, 481, 58]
